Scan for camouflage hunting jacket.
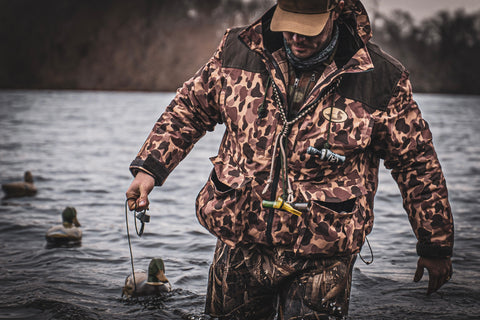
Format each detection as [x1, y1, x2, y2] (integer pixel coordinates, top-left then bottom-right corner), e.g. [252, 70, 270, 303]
[130, 1, 454, 258]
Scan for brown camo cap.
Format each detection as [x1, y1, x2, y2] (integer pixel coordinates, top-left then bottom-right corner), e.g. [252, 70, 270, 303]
[271, 0, 340, 36]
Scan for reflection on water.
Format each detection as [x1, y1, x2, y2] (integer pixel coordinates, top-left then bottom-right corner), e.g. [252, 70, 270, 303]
[0, 90, 479, 319]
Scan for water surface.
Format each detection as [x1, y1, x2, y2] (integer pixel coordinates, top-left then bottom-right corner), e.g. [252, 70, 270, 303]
[0, 91, 479, 319]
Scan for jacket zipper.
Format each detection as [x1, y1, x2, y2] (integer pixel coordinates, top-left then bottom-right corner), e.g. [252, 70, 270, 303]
[263, 53, 287, 246]
[287, 77, 300, 117]
[289, 72, 317, 119]
[266, 158, 281, 245]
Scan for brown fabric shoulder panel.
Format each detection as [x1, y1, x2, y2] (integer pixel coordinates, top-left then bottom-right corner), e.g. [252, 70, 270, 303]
[338, 42, 406, 111]
[221, 27, 266, 73]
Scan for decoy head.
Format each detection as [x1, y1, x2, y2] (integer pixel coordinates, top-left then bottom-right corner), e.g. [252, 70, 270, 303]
[147, 258, 168, 284]
[24, 171, 34, 183]
[62, 207, 81, 227]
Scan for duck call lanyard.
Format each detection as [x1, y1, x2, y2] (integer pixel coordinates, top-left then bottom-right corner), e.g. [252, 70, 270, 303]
[124, 198, 150, 293]
[262, 77, 342, 202]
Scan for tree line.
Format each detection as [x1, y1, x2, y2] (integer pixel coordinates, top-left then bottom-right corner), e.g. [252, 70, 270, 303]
[0, 0, 271, 91]
[0, 0, 479, 94]
[372, 8, 480, 94]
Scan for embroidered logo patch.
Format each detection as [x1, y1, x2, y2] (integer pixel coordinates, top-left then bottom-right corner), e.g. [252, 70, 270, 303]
[322, 107, 348, 123]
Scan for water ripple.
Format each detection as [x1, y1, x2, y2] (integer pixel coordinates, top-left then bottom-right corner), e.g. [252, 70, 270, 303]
[0, 91, 478, 319]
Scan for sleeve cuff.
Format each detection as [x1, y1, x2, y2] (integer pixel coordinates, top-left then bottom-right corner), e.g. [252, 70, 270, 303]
[416, 242, 453, 258]
[129, 155, 170, 186]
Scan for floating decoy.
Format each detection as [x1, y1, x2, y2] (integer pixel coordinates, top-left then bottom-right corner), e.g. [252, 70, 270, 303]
[46, 207, 82, 245]
[1, 171, 37, 198]
[122, 258, 172, 298]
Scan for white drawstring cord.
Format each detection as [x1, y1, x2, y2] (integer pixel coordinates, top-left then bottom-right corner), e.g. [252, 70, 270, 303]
[262, 78, 341, 203]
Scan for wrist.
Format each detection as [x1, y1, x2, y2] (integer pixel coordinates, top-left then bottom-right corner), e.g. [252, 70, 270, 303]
[136, 170, 156, 184]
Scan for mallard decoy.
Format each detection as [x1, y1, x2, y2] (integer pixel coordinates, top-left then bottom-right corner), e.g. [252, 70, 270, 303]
[122, 258, 172, 298]
[46, 207, 82, 245]
[1, 171, 37, 198]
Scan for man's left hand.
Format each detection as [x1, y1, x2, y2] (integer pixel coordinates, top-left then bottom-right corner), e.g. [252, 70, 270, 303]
[414, 256, 452, 295]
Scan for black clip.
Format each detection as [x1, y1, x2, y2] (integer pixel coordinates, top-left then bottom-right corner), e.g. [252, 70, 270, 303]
[126, 198, 151, 237]
[134, 210, 150, 236]
[135, 211, 150, 224]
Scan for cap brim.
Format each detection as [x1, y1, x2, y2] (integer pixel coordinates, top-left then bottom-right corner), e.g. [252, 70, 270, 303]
[271, 6, 330, 37]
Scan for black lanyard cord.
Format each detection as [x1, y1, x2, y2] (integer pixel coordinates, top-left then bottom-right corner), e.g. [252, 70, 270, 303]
[125, 198, 138, 293]
[124, 198, 150, 295]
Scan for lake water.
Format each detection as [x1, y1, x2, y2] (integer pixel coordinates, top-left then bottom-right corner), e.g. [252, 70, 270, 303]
[0, 90, 479, 320]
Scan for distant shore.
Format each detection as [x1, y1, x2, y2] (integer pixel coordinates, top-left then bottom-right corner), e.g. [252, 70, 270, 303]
[1, 0, 478, 94]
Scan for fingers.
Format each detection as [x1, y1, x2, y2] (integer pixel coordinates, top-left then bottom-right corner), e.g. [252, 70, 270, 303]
[445, 267, 453, 282]
[427, 273, 441, 295]
[126, 171, 155, 211]
[437, 260, 453, 292]
[126, 197, 138, 211]
[136, 185, 150, 211]
[414, 258, 441, 295]
[126, 185, 141, 211]
[431, 261, 452, 295]
[427, 271, 449, 295]
[416, 257, 453, 295]
[413, 259, 424, 282]
[126, 188, 149, 211]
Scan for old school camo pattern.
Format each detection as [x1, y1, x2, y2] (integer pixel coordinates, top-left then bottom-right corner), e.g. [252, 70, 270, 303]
[130, 0, 453, 258]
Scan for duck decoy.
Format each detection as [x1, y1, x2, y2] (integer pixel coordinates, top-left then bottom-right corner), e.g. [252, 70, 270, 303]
[2, 171, 37, 198]
[46, 207, 82, 245]
[122, 258, 172, 298]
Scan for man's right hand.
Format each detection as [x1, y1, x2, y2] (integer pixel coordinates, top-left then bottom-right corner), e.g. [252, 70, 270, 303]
[126, 171, 155, 211]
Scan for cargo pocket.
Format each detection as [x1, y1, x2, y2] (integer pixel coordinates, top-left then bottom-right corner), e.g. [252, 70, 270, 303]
[295, 197, 361, 256]
[205, 240, 276, 318]
[205, 241, 247, 316]
[297, 255, 356, 318]
[196, 167, 251, 247]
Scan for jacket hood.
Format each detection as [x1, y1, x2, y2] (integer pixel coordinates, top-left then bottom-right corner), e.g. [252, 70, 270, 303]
[341, 0, 372, 45]
[240, 0, 373, 59]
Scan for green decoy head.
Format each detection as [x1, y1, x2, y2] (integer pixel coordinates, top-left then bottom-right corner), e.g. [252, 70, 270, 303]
[62, 207, 80, 227]
[147, 258, 168, 285]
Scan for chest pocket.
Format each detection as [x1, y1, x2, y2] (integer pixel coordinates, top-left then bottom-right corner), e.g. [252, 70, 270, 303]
[325, 100, 374, 153]
[291, 97, 374, 176]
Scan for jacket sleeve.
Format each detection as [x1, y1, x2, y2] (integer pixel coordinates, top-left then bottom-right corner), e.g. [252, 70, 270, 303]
[372, 71, 454, 258]
[129, 31, 229, 185]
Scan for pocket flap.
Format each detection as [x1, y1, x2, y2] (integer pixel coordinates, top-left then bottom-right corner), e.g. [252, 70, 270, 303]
[295, 180, 367, 203]
[210, 156, 251, 190]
